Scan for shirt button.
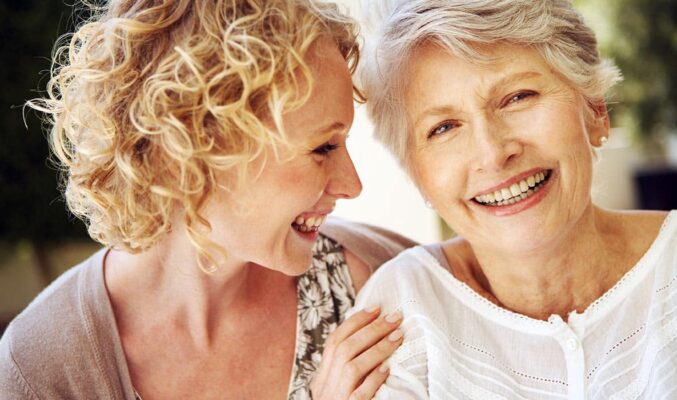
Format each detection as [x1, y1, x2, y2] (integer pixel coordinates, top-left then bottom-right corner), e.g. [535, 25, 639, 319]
[566, 337, 579, 351]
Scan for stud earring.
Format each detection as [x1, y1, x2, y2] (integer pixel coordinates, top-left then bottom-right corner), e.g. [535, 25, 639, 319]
[424, 199, 433, 209]
[599, 136, 608, 146]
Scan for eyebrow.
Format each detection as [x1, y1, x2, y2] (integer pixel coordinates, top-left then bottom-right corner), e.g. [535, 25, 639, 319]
[413, 71, 544, 128]
[487, 71, 543, 97]
[316, 121, 348, 137]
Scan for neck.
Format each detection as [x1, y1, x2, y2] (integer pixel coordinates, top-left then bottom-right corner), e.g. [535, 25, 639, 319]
[466, 206, 625, 321]
[105, 232, 296, 349]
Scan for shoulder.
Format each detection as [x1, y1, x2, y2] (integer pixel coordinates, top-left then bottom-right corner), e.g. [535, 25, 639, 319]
[609, 209, 674, 260]
[353, 246, 444, 311]
[5, 258, 87, 348]
[0, 249, 119, 398]
[319, 217, 418, 290]
[615, 209, 670, 237]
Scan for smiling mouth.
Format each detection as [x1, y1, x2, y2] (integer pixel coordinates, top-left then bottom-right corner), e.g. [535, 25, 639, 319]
[291, 215, 327, 233]
[473, 170, 552, 206]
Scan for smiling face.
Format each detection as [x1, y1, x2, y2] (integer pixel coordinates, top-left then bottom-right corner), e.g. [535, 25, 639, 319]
[405, 43, 608, 254]
[200, 39, 362, 275]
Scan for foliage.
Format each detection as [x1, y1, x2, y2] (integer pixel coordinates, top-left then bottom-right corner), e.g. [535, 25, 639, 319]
[579, 0, 676, 157]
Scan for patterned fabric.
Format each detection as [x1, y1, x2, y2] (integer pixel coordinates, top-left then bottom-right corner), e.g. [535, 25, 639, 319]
[287, 234, 357, 400]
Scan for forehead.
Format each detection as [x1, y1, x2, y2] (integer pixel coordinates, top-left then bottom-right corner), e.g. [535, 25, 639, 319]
[404, 42, 552, 102]
[284, 39, 354, 140]
[260, 38, 354, 148]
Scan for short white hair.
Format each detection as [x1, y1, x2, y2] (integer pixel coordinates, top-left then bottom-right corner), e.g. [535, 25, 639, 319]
[359, 0, 622, 167]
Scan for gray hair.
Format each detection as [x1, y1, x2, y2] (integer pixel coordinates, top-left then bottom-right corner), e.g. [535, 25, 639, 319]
[359, 0, 622, 167]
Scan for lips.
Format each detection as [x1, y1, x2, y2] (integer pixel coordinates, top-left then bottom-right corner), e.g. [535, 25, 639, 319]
[291, 214, 327, 233]
[474, 170, 551, 206]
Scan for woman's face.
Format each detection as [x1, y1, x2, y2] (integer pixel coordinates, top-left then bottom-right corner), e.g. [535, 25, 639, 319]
[203, 40, 361, 275]
[405, 43, 608, 254]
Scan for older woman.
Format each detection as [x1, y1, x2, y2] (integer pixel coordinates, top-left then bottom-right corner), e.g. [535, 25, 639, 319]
[0, 1, 416, 399]
[354, 0, 676, 398]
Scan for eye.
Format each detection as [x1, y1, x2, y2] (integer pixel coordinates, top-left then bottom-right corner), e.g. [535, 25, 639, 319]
[312, 142, 339, 156]
[503, 90, 537, 107]
[427, 120, 461, 139]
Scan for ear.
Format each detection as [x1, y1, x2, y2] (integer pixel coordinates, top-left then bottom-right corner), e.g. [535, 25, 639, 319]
[588, 101, 610, 146]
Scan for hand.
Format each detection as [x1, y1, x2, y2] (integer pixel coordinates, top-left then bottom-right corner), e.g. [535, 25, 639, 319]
[310, 305, 404, 400]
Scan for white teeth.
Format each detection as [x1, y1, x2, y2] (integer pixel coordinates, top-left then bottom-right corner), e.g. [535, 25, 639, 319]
[293, 215, 326, 232]
[509, 184, 521, 197]
[519, 180, 529, 192]
[474, 170, 550, 206]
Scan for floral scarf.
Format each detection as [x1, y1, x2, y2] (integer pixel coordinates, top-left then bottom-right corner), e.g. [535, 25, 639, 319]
[287, 234, 356, 399]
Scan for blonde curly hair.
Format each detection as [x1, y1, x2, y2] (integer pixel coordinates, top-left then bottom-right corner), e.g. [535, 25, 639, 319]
[28, 0, 360, 269]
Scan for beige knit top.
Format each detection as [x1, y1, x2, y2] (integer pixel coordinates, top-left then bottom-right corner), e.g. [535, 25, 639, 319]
[0, 218, 415, 399]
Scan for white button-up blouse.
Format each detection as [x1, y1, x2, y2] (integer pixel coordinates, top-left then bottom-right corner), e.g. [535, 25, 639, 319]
[352, 211, 677, 399]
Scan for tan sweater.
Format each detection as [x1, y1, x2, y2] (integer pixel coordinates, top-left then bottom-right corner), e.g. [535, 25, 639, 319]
[0, 218, 416, 399]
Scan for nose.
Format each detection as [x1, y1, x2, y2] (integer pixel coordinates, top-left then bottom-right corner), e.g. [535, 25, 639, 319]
[472, 117, 523, 172]
[326, 147, 363, 199]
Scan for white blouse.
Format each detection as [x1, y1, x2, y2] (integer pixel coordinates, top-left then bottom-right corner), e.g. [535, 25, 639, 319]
[353, 211, 677, 399]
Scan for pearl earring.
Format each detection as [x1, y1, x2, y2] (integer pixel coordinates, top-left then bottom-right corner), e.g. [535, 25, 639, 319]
[424, 199, 433, 209]
[599, 136, 608, 146]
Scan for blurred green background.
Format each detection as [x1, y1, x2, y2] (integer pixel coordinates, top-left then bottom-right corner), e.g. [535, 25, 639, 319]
[1, 0, 675, 334]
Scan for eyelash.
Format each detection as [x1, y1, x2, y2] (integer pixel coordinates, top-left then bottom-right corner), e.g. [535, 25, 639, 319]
[428, 121, 460, 139]
[427, 90, 538, 139]
[503, 90, 537, 107]
[312, 142, 339, 156]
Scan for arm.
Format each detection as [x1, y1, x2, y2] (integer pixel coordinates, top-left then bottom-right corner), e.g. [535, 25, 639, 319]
[0, 328, 39, 400]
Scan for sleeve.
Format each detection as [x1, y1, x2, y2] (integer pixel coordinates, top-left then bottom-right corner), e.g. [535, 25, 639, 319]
[374, 366, 429, 399]
[0, 327, 39, 400]
[319, 217, 418, 272]
[350, 258, 431, 399]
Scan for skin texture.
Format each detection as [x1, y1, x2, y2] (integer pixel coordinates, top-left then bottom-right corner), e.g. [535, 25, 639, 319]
[405, 43, 667, 321]
[104, 39, 400, 400]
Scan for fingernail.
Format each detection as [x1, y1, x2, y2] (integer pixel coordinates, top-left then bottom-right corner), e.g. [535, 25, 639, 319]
[388, 329, 403, 342]
[364, 304, 380, 313]
[379, 364, 389, 373]
[385, 311, 402, 323]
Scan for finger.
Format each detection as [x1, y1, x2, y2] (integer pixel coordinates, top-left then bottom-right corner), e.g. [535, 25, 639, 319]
[320, 305, 383, 370]
[351, 364, 390, 400]
[314, 305, 383, 390]
[327, 304, 382, 348]
[346, 328, 403, 386]
[329, 314, 403, 391]
[334, 310, 403, 365]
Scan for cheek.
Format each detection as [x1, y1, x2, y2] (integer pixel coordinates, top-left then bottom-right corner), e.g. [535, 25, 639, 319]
[521, 101, 590, 147]
[267, 162, 328, 204]
[412, 145, 466, 203]
[530, 105, 595, 203]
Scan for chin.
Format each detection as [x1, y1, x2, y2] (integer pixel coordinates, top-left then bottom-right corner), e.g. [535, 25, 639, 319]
[279, 253, 314, 276]
[500, 227, 559, 254]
